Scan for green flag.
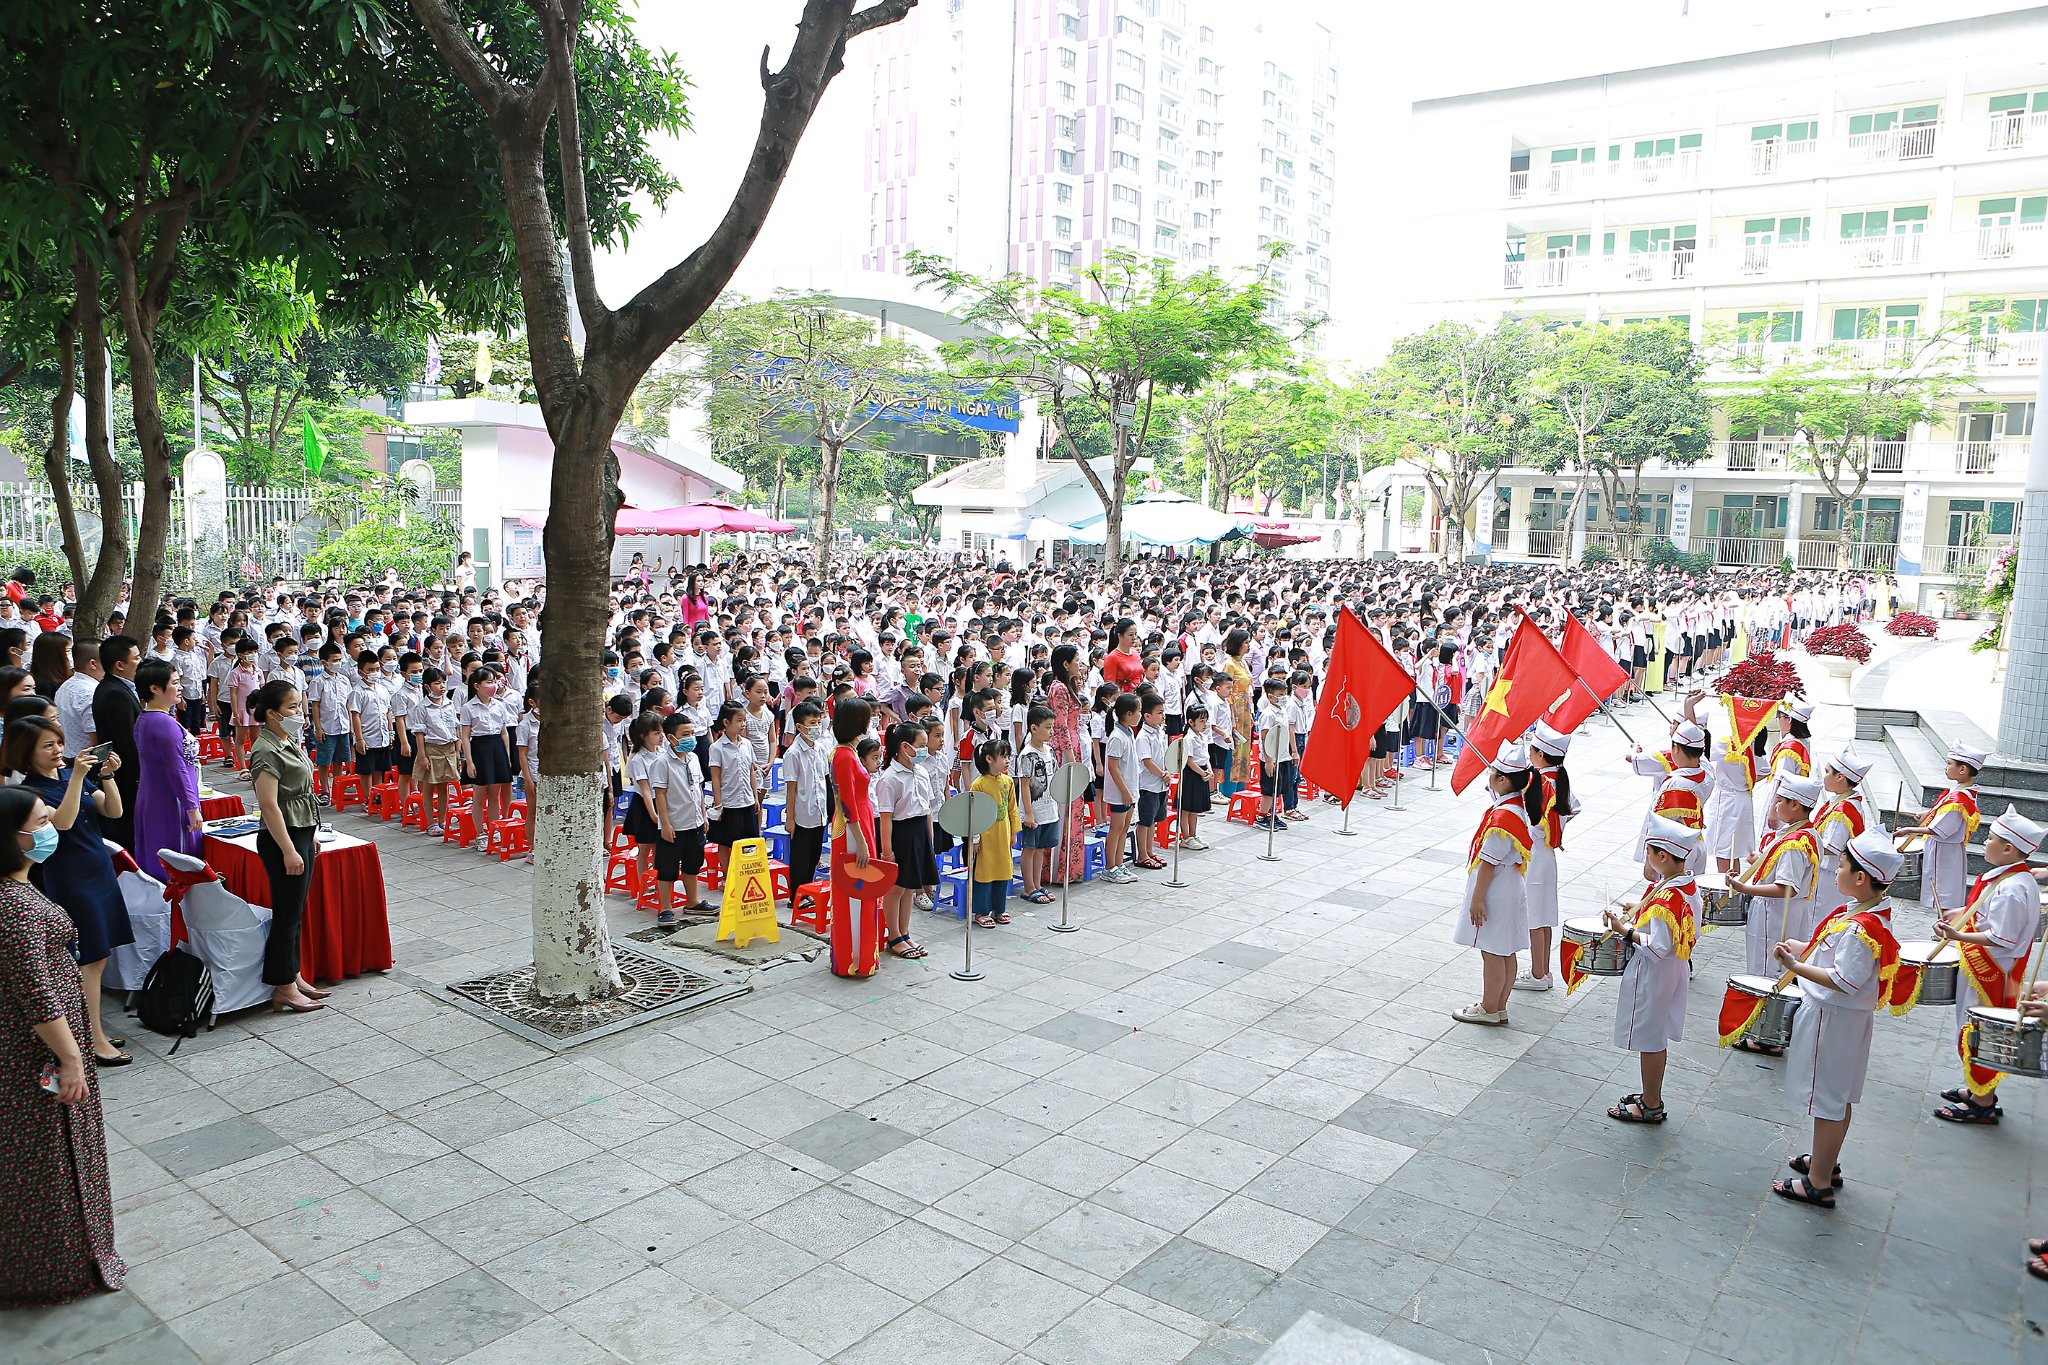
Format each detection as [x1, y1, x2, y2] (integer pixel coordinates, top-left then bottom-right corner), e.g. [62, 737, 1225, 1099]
[302, 412, 328, 475]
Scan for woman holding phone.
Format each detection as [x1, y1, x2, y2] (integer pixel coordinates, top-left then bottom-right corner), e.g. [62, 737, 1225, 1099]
[4, 717, 131, 1065]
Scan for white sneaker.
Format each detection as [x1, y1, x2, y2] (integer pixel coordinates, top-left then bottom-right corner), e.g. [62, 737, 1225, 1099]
[1452, 1004, 1508, 1026]
[914, 893, 935, 912]
[1512, 974, 1554, 993]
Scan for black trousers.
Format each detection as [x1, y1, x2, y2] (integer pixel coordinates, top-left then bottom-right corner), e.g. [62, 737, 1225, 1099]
[257, 824, 318, 986]
[789, 822, 825, 889]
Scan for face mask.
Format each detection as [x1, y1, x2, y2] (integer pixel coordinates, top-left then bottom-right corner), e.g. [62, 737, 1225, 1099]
[24, 824, 58, 863]
[607, 666, 621, 680]
[478, 683, 498, 699]
[803, 723, 822, 740]
[676, 737, 696, 754]
[280, 712, 306, 737]
[406, 674, 423, 688]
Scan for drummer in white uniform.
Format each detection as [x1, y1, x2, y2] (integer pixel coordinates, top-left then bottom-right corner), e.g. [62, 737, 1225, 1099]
[1682, 689, 1759, 873]
[1627, 722, 1709, 873]
[1451, 741, 1536, 1028]
[1604, 816, 1701, 1125]
[1730, 773, 1822, 986]
[1813, 748, 1873, 888]
[1899, 741, 1985, 912]
[1771, 829, 1904, 1210]
[1515, 721, 1578, 994]
[1930, 806, 2046, 1125]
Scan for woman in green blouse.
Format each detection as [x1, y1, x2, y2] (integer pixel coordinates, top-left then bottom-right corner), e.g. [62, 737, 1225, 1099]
[246, 680, 327, 1012]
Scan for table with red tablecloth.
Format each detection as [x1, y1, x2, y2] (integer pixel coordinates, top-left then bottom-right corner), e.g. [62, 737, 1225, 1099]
[199, 792, 245, 822]
[201, 830, 393, 983]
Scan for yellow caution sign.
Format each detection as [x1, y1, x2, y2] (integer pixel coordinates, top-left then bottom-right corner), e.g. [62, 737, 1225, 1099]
[716, 836, 781, 950]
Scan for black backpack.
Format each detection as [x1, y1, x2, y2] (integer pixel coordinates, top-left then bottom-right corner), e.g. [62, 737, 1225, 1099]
[134, 948, 215, 1054]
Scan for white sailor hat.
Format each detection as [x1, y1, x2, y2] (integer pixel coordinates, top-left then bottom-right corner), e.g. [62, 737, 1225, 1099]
[1529, 721, 1572, 759]
[1990, 805, 2046, 854]
[1783, 700, 1815, 724]
[1947, 741, 1990, 771]
[1672, 721, 1708, 750]
[1844, 829, 1904, 883]
[1643, 815, 1701, 861]
[1488, 741, 1531, 774]
[1827, 748, 1872, 783]
[1772, 773, 1824, 808]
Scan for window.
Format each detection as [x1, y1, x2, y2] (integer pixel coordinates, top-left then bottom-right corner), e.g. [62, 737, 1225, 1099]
[1052, 215, 1072, 237]
[1743, 216, 1810, 244]
[1055, 182, 1074, 204]
[1735, 309, 1802, 342]
[1831, 303, 1920, 338]
[1057, 149, 1077, 172]
[1840, 206, 1929, 238]
[1052, 248, 1074, 270]
[1848, 104, 1939, 136]
[1112, 150, 1139, 171]
[1198, 57, 1214, 74]
[1275, 156, 1294, 178]
[1058, 46, 1077, 70]
[1055, 81, 1075, 103]
[1630, 133, 1702, 159]
[1113, 116, 1140, 136]
[1199, 25, 1213, 41]
[1111, 184, 1141, 205]
[1115, 83, 1143, 106]
[1059, 14, 1079, 38]
[1751, 120, 1818, 143]
[1990, 90, 2048, 115]
[1054, 115, 1076, 140]
[1110, 217, 1139, 238]
[1115, 16, 1144, 37]
[1116, 51, 1144, 74]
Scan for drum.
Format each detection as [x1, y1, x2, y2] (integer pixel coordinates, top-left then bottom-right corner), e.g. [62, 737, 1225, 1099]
[1727, 974, 1801, 1051]
[1966, 1006, 2048, 1079]
[1698, 875, 1748, 928]
[1894, 845, 1922, 882]
[1900, 940, 1960, 1007]
[1563, 916, 1632, 977]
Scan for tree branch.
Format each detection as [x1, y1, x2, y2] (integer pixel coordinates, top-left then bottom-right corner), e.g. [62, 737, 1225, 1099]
[530, 0, 607, 335]
[848, 0, 917, 36]
[410, 0, 519, 117]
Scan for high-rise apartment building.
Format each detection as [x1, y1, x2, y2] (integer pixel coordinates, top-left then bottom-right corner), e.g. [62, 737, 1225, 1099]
[858, 0, 1336, 329]
[1395, 7, 2048, 603]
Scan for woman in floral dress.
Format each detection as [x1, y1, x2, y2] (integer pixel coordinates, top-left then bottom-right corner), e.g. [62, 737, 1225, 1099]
[1221, 629, 1256, 792]
[0, 784, 125, 1307]
[1046, 644, 1088, 884]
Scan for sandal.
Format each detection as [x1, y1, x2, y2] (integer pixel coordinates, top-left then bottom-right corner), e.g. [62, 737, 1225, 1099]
[1933, 1101, 2001, 1125]
[2028, 1237, 2048, 1257]
[886, 935, 927, 960]
[1733, 1038, 1785, 1057]
[1788, 1153, 1844, 1187]
[1024, 889, 1055, 905]
[1771, 1175, 1835, 1209]
[994, 911, 1011, 924]
[1607, 1093, 1666, 1124]
[973, 914, 997, 928]
[1938, 1087, 2001, 1112]
[2030, 1255, 2048, 1284]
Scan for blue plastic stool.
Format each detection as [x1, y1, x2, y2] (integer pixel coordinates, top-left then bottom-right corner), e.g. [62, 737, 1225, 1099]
[1082, 833, 1107, 881]
[937, 846, 964, 875]
[1400, 742, 1416, 767]
[769, 759, 782, 789]
[766, 828, 791, 864]
[937, 868, 970, 918]
[762, 794, 787, 832]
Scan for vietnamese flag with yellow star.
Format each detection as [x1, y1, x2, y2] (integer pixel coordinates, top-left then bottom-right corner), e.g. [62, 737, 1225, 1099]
[1301, 607, 1412, 807]
[1449, 613, 1583, 794]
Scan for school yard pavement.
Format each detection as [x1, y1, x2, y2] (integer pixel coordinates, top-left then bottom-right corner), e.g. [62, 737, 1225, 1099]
[5, 650, 2041, 1363]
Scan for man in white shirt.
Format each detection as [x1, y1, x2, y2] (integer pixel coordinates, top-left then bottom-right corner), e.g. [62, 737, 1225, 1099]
[55, 643, 103, 759]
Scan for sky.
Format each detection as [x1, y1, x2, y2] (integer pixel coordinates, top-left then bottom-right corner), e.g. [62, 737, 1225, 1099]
[591, 0, 2033, 366]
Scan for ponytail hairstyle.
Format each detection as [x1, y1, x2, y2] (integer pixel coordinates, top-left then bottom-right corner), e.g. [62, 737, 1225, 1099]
[884, 720, 922, 766]
[1533, 747, 1573, 821]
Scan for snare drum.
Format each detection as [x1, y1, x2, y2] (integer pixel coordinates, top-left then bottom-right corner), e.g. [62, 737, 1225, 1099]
[1698, 875, 1748, 928]
[1966, 1006, 2048, 1079]
[1899, 940, 1960, 1007]
[1726, 973, 1801, 1051]
[1563, 916, 1632, 977]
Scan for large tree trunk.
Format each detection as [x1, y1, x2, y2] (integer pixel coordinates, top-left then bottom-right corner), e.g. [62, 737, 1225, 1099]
[43, 308, 87, 589]
[814, 436, 842, 577]
[529, 393, 627, 1003]
[71, 254, 129, 639]
[110, 230, 180, 630]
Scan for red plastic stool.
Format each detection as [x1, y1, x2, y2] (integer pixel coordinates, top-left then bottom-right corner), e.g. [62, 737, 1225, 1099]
[508, 798, 529, 822]
[368, 782, 403, 821]
[197, 730, 227, 763]
[789, 880, 829, 931]
[607, 826, 635, 855]
[402, 791, 429, 829]
[701, 845, 725, 890]
[1227, 790, 1260, 826]
[1155, 818, 1176, 849]
[487, 816, 529, 861]
[330, 774, 366, 813]
[605, 847, 642, 897]
[769, 861, 791, 902]
[441, 807, 478, 847]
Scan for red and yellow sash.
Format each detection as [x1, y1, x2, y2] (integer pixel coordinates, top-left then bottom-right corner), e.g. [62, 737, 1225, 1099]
[1951, 862, 2037, 1096]
[1467, 800, 1532, 874]
[1718, 902, 1901, 1045]
[1537, 771, 1565, 850]
[1769, 737, 1811, 778]
[1653, 771, 1705, 829]
[1709, 823, 1818, 937]
[1814, 793, 1867, 850]
[1929, 787, 1981, 843]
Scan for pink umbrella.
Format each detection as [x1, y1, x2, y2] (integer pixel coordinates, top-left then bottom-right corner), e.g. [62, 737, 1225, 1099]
[680, 500, 797, 534]
[519, 503, 794, 535]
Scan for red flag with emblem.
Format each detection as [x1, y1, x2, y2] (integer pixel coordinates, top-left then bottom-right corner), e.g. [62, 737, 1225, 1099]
[1449, 613, 1582, 794]
[1300, 608, 1410, 808]
[1722, 695, 1780, 754]
[1549, 613, 1631, 732]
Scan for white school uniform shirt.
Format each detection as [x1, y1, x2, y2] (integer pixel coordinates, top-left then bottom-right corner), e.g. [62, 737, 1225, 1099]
[171, 648, 208, 700]
[1157, 664, 1184, 716]
[1954, 863, 2038, 1034]
[1287, 692, 1314, 740]
[313, 671, 353, 735]
[460, 695, 508, 737]
[350, 680, 394, 748]
[708, 734, 756, 809]
[628, 747, 668, 801]
[1104, 725, 1140, 803]
[55, 673, 97, 758]
[874, 761, 926, 822]
[1785, 900, 1891, 1122]
[414, 694, 461, 744]
[1612, 875, 1696, 1055]
[1203, 687, 1233, 743]
[664, 748, 705, 830]
[1453, 795, 1530, 957]
[514, 711, 540, 764]
[782, 733, 832, 831]
[1136, 723, 1170, 794]
[917, 750, 951, 808]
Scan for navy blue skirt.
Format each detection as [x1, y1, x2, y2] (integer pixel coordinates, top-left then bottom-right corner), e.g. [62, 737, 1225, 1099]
[469, 732, 514, 786]
[889, 817, 940, 890]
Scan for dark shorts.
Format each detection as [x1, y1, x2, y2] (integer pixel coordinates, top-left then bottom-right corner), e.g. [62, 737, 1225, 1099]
[315, 732, 353, 767]
[1107, 801, 1132, 816]
[1024, 819, 1061, 850]
[1165, 715, 1185, 738]
[355, 744, 392, 778]
[656, 825, 705, 882]
[1137, 789, 1169, 825]
[709, 804, 760, 849]
[395, 742, 416, 776]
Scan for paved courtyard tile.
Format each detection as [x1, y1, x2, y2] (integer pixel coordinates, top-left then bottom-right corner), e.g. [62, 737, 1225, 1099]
[2, 677, 2042, 1363]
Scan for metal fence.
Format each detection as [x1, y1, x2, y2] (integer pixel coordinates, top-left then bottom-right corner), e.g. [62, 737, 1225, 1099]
[0, 479, 462, 586]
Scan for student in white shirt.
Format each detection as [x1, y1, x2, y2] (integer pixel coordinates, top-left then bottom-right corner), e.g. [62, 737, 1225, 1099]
[655, 711, 708, 921]
[782, 699, 832, 889]
[458, 665, 516, 847]
[706, 701, 761, 848]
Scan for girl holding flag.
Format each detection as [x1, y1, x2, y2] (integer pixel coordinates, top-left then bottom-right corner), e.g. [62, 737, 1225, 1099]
[1451, 741, 1536, 1027]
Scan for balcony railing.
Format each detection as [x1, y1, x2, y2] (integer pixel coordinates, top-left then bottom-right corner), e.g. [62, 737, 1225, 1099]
[1502, 256, 1591, 291]
[1959, 222, 2048, 267]
[1839, 233, 1926, 271]
[1956, 439, 2025, 475]
[1925, 543, 1999, 577]
[1716, 535, 1790, 568]
[1614, 248, 1695, 285]
[1727, 239, 1815, 277]
[1704, 438, 2023, 477]
[1718, 335, 2041, 376]
[1964, 333, 2046, 371]
[1841, 122, 1939, 165]
[1506, 169, 1529, 198]
[1981, 110, 2048, 155]
[1746, 139, 1820, 177]
[1723, 440, 1793, 471]
[1796, 539, 1901, 573]
[1526, 529, 1567, 558]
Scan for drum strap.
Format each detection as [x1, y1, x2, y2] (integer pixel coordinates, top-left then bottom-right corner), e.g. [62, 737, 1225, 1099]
[1954, 865, 2033, 1011]
[1747, 826, 1817, 895]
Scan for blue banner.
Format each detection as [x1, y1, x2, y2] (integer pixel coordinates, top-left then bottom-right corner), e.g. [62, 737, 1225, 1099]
[736, 354, 1020, 434]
